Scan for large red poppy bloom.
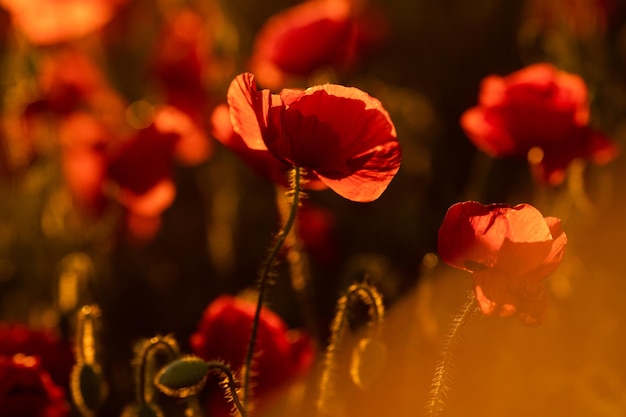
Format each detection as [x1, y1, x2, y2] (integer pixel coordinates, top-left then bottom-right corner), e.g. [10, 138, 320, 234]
[190, 295, 314, 417]
[227, 72, 401, 202]
[460, 63, 618, 185]
[437, 201, 567, 326]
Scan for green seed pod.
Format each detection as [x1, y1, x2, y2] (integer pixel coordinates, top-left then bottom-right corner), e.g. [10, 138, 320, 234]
[155, 356, 210, 398]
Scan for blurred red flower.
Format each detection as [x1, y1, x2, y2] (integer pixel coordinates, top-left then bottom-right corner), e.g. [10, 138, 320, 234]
[0, 0, 126, 45]
[106, 106, 198, 240]
[151, 8, 213, 165]
[16, 45, 209, 239]
[249, 0, 388, 89]
[460, 63, 618, 185]
[0, 354, 70, 417]
[437, 201, 567, 326]
[59, 106, 199, 240]
[0, 323, 74, 388]
[297, 201, 337, 267]
[524, 0, 617, 39]
[227, 72, 401, 202]
[190, 295, 314, 417]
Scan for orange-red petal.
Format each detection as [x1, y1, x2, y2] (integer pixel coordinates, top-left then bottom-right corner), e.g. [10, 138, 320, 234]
[272, 84, 400, 202]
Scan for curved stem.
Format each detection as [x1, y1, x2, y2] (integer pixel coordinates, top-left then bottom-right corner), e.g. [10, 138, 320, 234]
[317, 282, 385, 414]
[136, 336, 179, 405]
[207, 361, 248, 417]
[74, 304, 101, 367]
[242, 166, 302, 410]
[427, 291, 478, 417]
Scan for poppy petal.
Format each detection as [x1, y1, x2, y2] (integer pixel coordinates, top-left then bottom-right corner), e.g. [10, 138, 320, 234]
[437, 201, 507, 272]
[460, 107, 517, 156]
[316, 139, 401, 201]
[227, 73, 269, 151]
[528, 216, 568, 281]
[269, 84, 400, 202]
[473, 269, 548, 325]
[494, 204, 553, 276]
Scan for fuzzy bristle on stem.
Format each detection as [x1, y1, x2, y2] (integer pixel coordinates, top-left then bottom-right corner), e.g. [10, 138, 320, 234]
[242, 165, 303, 412]
[426, 291, 478, 417]
[317, 281, 385, 415]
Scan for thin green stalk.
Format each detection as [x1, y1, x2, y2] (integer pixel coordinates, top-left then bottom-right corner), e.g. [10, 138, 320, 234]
[426, 291, 478, 417]
[242, 166, 302, 410]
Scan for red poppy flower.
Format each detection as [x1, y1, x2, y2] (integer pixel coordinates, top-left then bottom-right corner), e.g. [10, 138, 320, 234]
[0, 0, 126, 45]
[437, 201, 567, 326]
[249, 0, 355, 88]
[460, 63, 618, 185]
[249, 0, 388, 89]
[152, 9, 208, 105]
[297, 201, 337, 267]
[0, 323, 75, 389]
[524, 0, 617, 39]
[190, 295, 314, 417]
[0, 354, 70, 417]
[58, 112, 110, 215]
[106, 108, 183, 240]
[150, 9, 213, 166]
[227, 72, 401, 202]
[18, 48, 127, 173]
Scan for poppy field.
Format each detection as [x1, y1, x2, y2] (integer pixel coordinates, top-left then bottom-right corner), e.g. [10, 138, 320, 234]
[0, 1, 625, 416]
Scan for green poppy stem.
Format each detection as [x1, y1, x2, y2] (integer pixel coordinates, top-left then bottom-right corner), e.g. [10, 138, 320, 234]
[427, 291, 479, 417]
[242, 165, 302, 411]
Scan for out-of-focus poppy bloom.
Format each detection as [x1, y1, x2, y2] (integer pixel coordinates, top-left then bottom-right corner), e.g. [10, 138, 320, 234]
[25, 47, 127, 130]
[297, 201, 337, 267]
[460, 63, 618, 185]
[106, 107, 184, 240]
[227, 72, 401, 202]
[152, 9, 209, 109]
[0, 323, 74, 389]
[249, 0, 388, 89]
[58, 112, 110, 215]
[151, 9, 213, 165]
[524, 0, 617, 39]
[0, 0, 126, 45]
[190, 295, 314, 417]
[437, 201, 567, 326]
[153, 105, 211, 166]
[17, 48, 126, 172]
[57, 105, 202, 240]
[0, 354, 70, 417]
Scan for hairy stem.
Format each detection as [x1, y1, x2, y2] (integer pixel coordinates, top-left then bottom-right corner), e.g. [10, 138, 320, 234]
[135, 336, 179, 406]
[317, 282, 385, 414]
[243, 166, 302, 410]
[207, 361, 248, 417]
[426, 291, 478, 417]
